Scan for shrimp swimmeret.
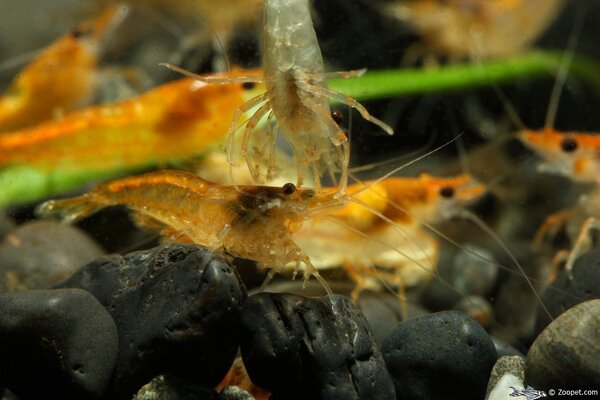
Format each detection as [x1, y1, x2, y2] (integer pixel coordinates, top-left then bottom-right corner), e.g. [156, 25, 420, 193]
[162, 0, 393, 193]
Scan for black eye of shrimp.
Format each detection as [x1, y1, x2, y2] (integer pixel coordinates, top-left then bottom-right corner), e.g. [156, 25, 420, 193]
[439, 186, 455, 198]
[331, 110, 344, 125]
[70, 27, 92, 39]
[560, 137, 578, 153]
[242, 82, 256, 90]
[282, 183, 297, 195]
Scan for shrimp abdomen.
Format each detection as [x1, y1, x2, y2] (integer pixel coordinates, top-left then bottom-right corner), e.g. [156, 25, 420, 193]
[263, 0, 324, 73]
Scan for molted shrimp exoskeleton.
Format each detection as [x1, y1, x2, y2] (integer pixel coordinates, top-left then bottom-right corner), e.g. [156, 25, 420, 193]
[161, 0, 393, 193]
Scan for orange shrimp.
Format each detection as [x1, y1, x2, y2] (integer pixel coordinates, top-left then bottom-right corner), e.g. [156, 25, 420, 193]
[507, 14, 598, 274]
[294, 173, 487, 297]
[519, 128, 600, 273]
[0, 73, 250, 178]
[0, 5, 128, 132]
[385, 0, 565, 62]
[163, 0, 393, 193]
[37, 169, 339, 294]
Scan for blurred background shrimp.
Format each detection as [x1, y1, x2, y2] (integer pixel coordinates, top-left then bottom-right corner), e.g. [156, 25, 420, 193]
[0, 5, 128, 132]
[382, 0, 565, 63]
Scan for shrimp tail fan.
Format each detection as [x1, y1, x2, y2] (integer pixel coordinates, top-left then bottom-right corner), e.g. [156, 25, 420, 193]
[36, 195, 104, 223]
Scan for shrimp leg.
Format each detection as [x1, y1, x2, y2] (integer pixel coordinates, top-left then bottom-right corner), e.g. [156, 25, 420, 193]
[160, 63, 265, 84]
[564, 217, 600, 276]
[306, 84, 394, 135]
[240, 101, 273, 183]
[226, 93, 269, 167]
[265, 111, 278, 182]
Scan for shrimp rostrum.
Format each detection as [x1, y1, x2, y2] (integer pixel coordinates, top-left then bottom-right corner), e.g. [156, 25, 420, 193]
[162, 0, 393, 193]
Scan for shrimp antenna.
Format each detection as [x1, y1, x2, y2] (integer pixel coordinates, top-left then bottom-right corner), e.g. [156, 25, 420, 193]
[160, 62, 265, 83]
[457, 209, 553, 320]
[349, 130, 438, 175]
[491, 85, 527, 132]
[133, 3, 186, 40]
[544, 7, 585, 130]
[348, 133, 464, 198]
[211, 32, 231, 72]
[443, 101, 472, 175]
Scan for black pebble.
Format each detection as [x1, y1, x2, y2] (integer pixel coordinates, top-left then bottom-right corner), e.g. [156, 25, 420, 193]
[534, 247, 600, 336]
[58, 243, 247, 399]
[240, 293, 395, 400]
[0, 288, 119, 400]
[381, 310, 497, 400]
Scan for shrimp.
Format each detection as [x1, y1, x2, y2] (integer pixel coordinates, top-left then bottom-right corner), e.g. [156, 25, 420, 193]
[519, 128, 600, 273]
[0, 73, 251, 206]
[162, 0, 393, 193]
[384, 0, 565, 62]
[294, 173, 487, 298]
[0, 5, 128, 133]
[506, 12, 598, 275]
[36, 169, 340, 294]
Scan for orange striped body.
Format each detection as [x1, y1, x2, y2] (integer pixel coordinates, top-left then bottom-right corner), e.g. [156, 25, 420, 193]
[0, 75, 248, 173]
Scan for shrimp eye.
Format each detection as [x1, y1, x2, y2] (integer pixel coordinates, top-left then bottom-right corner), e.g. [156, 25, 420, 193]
[560, 137, 578, 152]
[242, 82, 256, 90]
[70, 26, 91, 39]
[71, 28, 84, 38]
[282, 182, 296, 195]
[439, 186, 455, 198]
[331, 110, 344, 125]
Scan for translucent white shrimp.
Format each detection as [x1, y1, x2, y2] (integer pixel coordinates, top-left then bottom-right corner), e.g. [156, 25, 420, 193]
[162, 0, 393, 193]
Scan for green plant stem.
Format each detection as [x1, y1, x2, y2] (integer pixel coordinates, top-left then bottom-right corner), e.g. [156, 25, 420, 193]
[328, 51, 600, 101]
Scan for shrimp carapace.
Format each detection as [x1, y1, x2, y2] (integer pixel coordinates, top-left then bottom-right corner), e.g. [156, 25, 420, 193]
[294, 173, 487, 296]
[0, 5, 129, 132]
[162, 0, 393, 193]
[37, 169, 338, 294]
[386, 0, 565, 62]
